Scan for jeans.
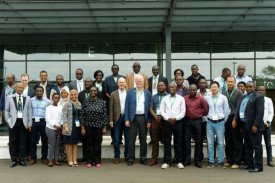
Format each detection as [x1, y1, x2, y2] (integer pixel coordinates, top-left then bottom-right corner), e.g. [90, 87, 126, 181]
[207, 120, 225, 164]
[114, 116, 129, 158]
[31, 121, 48, 160]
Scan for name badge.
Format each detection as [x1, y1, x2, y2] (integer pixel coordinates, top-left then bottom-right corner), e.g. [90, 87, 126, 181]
[240, 112, 244, 119]
[17, 111, 23, 118]
[35, 117, 40, 122]
[75, 119, 80, 127]
[212, 115, 218, 121]
[156, 108, 161, 115]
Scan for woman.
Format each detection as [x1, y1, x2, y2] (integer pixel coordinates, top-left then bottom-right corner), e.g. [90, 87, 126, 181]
[45, 93, 63, 167]
[62, 89, 82, 167]
[93, 70, 105, 100]
[50, 75, 66, 99]
[80, 86, 108, 168]
[173, 68, 189, 88]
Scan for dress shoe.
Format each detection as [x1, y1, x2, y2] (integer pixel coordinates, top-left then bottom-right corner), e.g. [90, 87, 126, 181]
[140, 160, 148, 165]
[195, 162, 202, 168]
[119, 141, 123, 145]
[48, 160, 53, 167]
[239, 165, 251, 170]
[19, 161, 27, 166]
[267, 161, 274, 167]
[249, 167, 263, 173]
[54, 160, 61, 166]
[10, 161, 17, 168]
[127, 161, 134, 166]
[183, 161, 191, 166]
[149, 159, 158, 166]
[124, 157, 128, 162]
[42, 159, 48, 165]
[28, 159, 36, 165]
[114, 158, 120, 164]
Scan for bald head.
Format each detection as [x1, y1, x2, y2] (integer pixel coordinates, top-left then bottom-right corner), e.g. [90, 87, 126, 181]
[237, 64, 246, 77]
[257, 85, 266, 96]
[152, 65, 159, 76]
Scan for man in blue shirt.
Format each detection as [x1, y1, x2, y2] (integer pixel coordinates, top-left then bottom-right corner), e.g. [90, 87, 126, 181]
[29, 86, 51, 165]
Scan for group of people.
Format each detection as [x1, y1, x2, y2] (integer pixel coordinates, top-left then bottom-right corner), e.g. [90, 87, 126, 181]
[0, 62, 273, 173]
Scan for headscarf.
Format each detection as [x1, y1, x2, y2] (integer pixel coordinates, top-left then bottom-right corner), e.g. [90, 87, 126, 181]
[70, 89, 82, 110]
[58, 86, 70, 107]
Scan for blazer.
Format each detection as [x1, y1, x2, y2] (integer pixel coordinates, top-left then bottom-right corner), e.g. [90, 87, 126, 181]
[104, 74, 124, 96]
[78, 90, 90, 105]
[34, 81, 54, 100]
[93, 81, 106, 100]
[125, 72, 149, 90]
[0, 86, 15, 111]
[236, 92, 265, 132]
[148, 75, 169, 93]
[26, 87, 35, 98]
[62, 101, 81, 136]
[69, 80, 84, 93]
[109, 90, 123, 124]
[4, 94, 32, 129]
[124, 88, 151, 123]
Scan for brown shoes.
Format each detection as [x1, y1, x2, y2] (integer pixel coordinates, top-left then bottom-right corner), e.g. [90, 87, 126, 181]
[149, 159, 158, 166]
[54, 160, 61, 166]
[114, 158, 120, 164]
[28, 159, 36, 165]
[48, 160, 53, 167]
[42, 159, 48, 165]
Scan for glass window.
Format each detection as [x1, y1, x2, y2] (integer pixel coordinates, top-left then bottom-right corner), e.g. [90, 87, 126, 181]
[212, 52, 254, 59]
[169, 52, 210, 59]
[4, 61, 25, 81]
[27, 53, 69, 60]
[71, 53, 113, 60]
[256, 51, 275, 59]
[115, 53, 157, 60]
[4, 50, 25, 60]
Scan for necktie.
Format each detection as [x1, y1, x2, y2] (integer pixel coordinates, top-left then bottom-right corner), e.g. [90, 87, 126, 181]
[18, 95, 23, 111]
[154, 77, 157, 86]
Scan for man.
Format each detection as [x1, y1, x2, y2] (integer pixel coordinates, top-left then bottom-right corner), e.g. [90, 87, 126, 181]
[160, 82, 186, 169]
[187, 65, 206, 87]
[175, 75, 189, 97]
[124, 75, 151, 166]
[0, 74, 16, 125]
[257, 86, 274, 167]
[205, 81, 229, 168]
[5, 83, 32, 167]
[237, 81, 264, 172]
[109, 77, 129, 164]
[184, 84, 209, 168]
[222, 76, 243, 169]
[235, 64, 252, 87]
[69, 68, 84, 93]
[214, 68, 231, 93]
[237, 81, 246, 94]
[34, 70, 54, 99]
[148, 81, 168, 166]
[125, 62, 149, 89]
[148, 65, 168, 96]
[78, 77, 93, 162]
[29, 86, 51, 165]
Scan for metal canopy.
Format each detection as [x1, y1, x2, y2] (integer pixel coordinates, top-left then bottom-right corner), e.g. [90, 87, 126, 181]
[1, 0, 275, 34]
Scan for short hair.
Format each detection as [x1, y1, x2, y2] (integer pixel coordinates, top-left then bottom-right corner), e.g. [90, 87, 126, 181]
[94, 70, 104, 79]
[56, 75, 63, 79]
[40, 70, 47, 75]
[35, 86, 44, 91]
[237, 81, 246, 86]
[210, 81, 220, 88]
[112, 64, 119, 69]
[84, 77, 92, 82]
[76, 68, 83, 73]
[191, 64, 198, 68]
[226, 76, 236, 81]
[52, 93, 60, 99]
[21, 73, 29, 79]
[174, 69, 184, 77]
[222, 68, 231, 73]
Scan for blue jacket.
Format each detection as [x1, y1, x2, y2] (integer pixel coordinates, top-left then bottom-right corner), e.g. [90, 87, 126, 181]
[124, 88, 152, 123]
[104, 74, 124, 95]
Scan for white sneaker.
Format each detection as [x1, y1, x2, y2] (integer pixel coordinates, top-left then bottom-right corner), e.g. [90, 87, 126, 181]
[161, 163, 169, 169]
[177, 163, 184, 169]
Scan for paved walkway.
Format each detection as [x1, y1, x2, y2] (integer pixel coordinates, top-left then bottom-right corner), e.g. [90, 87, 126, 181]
[0, 159, 273, 183]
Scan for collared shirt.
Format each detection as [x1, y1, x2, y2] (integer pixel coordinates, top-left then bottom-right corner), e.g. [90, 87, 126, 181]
[239, 93, 252, 122]
[45, 105, 63, 130]
[184, 95, 209, 120]
[235, 74, 252, 87]
[136, 89, 145, 114]
[113, 76, 118, 83]
[152, 75, 159, 96]
[222, 89, 243, 116]
[197, 89, 211, 98]
[118, 89, 127, 114]
[263, 96, 274, 123]
[214, 76, 227, 93]
[5, 85, 15, 97]
[23, 86, 29, 97]
[77, 79, 84, 93]
[133, 72, 141, 88]
[151, 92, 168, 115]
[40, 81, 48, 99]
[187, 73, 205, 87]
[160, 94, 186, 121]
[15, 93, 23, 118]
[31, 97, 51, 118]
[205, 94, 229, 121]
[176, 87, 189, 97]
[95, 82, 103, 92]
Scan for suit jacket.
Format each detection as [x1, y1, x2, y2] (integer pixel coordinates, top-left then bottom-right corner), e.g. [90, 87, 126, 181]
[4, 94, 32, 129]
[109, 90, 123, 124]
[236, 92, 265, 132]
[124, 88, 151, 123]
[104, 74, 124, 96]
[34, 81, 54, 99]
[0, 86, 15, 111]
[69, 80, 84, 93]
[93, 81, 106, 100]
[148, 75, 169, 94]
[78, 90, 90, 105]
[27, 87, 35, 98]
[125, 72, 149, 90]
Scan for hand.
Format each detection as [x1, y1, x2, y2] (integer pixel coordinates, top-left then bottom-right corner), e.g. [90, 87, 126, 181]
[125, 120, 130, 127]
[64, 125, 69, 134]
[155, 116, 162, 123]
[265, 122, 270, 128]
[232, 119, 237, 128]
[168, 118, 176, 125]
[27, 126, 32, 132]
[252, 125, 258, 133]
[102, 127, 107, 134]
[110, 122, 114, 128]
[147, 123, 151, 128]
[81, 126, 86, 136]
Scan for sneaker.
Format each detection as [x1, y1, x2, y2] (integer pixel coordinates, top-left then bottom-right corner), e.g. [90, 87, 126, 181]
[207, 163, 214, 168]
[224, 162, 231, 167]
[176, 163, 184, 169]
[96, 164, 102, 168]
[231, 164, 240, 169]
[161, 163, 169, 169]
[218, 163, 224, 168]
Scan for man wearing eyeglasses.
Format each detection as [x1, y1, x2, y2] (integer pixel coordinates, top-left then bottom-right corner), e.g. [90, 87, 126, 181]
[125, 62, 149, 90]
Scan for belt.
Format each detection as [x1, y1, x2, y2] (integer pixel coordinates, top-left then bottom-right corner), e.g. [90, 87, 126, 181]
[207, 118, 224, 123]
[135, 114, 145, 116]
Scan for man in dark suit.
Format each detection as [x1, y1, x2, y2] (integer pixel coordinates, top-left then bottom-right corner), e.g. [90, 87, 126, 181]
[69, 68, 84, 93]
[5, 83, 32, 167]
[237, 81, 264, 172]
[148, 65, 168, 96]
[78, 77, 93, 162]
[33, 70, 54, 99]
[124, 75, 152, 166]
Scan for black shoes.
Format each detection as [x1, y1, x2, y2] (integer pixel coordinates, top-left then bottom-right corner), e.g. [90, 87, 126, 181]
[239, 165, 251, 170]
[195, 162, 202, 168]
[267, 161, 274, 167]
[183, 161, 191, 166]
[249, 167, 263, 173]
[140, 160, 148, 165]
[127, 161, 134, 166]
[19, 161, 27, 166]
[10, 161, 17, 168]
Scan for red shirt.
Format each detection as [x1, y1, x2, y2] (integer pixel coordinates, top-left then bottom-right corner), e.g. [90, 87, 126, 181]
[184, 95, 209, 120]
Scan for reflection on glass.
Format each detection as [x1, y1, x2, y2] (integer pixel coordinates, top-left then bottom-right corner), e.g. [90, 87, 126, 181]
[4, 50, 25, 60]
[4, 62, 25, 81]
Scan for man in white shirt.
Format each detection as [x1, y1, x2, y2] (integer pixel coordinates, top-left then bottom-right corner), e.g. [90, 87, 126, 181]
[257, 86, 274, 167]
[205, 81, 229, 168]
[148, 65, 168, 96]
[214, 68, 231, 93]
[69, 68, 84, 93]
[160, 82, 186, 169]
[34, 70, 54, 99]
[235, 64, 252, 87]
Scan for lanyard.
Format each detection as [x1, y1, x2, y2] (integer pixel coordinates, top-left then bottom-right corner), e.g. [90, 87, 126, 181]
[226, 89, 235, 102]
[212, 95, 219, 112]
[35, 99, 43, 113]
[137, 90, 144, 101]
[157, 95, 164, 108]
[170, 96, 176, 108]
